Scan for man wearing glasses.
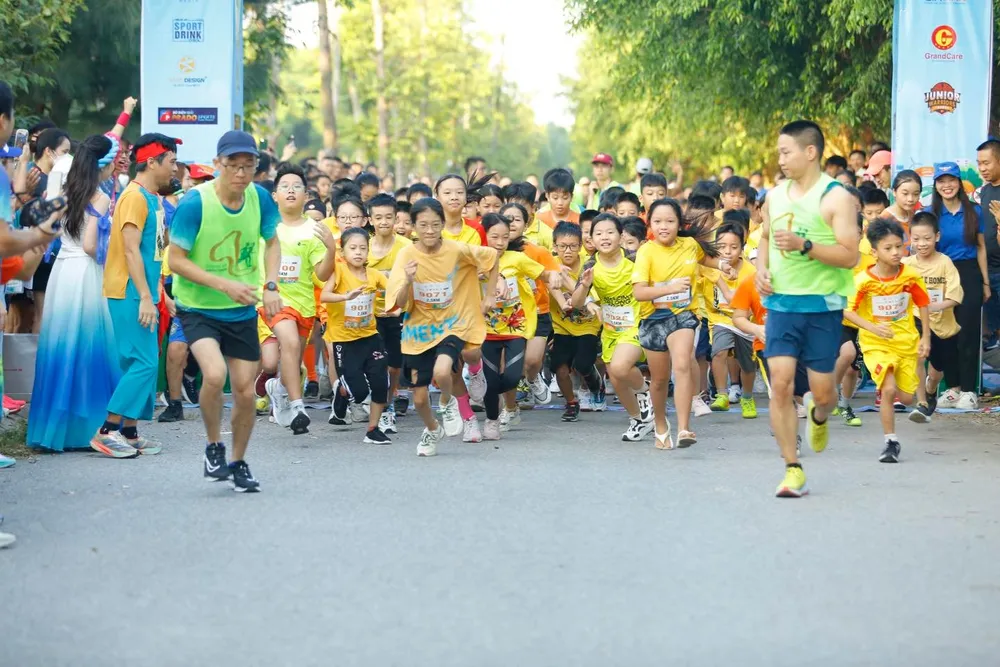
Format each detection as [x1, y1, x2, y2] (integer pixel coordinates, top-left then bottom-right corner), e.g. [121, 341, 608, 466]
[169, 131, 282, 492]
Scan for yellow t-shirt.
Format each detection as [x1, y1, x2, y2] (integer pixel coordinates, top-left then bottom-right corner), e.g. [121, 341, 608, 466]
[848, 264, 931, 358]
[523, 217, 554, 251]
[631, 237, 704, 315]
[268, 219, 330, 319]
[442, 222, 482, 246]
[744, 224, 763, 261]
[323, 262, 387, 343]
[385, 240, 498, 355]
[901, 252, 963, 339]
[368, 234, 411, 317]
[701, 259, 756, 328]
[483, 250, 544, 338]
[842, 234, 878, 329]
[104, 182, 164, 299]
[591, 251, 652, 333]
[550, 260, 601, 337]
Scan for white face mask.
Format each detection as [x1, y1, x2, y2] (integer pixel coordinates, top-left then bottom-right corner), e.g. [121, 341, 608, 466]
[117, 174, 130, 189]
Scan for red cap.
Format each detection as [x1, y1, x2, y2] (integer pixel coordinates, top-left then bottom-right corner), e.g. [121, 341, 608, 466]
[591, 153, 613, 166]
[188, 164, 215, 181]
[864, 151, 893, 177]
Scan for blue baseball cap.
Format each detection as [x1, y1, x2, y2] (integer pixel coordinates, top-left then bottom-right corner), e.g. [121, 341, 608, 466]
[933, 161, 961, 181]
[216, 130, 259, 158]
[0, 145, 22, 159]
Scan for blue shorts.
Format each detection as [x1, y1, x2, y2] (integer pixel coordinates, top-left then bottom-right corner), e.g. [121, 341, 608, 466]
[168, 318, 187, 345]
[763, 309, 842, 373]
[695, 317, 711, 360]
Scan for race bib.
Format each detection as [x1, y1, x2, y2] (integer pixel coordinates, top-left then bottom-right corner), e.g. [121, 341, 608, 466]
[713, 286, 730, 311]
[279, 256, 302, 284]
[654, 283, 691, 309]
[872, 293, 909, 321]
[5, 280, 23, 295]
[344, 292, 375, 328]
[927, 288, 943, 305]
[413, 279, 453, 309]
[153, 207, 166, 262]
[497, 276, 520, 307]
[602, 304, 635, 331]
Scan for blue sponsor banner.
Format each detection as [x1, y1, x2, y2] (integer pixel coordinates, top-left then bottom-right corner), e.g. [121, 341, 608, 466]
[141, 0, 244, 163]
[891, 0, 994, 201]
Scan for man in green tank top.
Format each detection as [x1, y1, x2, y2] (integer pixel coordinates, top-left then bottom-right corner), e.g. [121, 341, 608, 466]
[169, 131, 282, 493]
[755, 120, 860, 498]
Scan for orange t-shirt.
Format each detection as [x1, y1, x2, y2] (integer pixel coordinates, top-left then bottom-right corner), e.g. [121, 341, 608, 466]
[537, 208, 580, 230]
[522, 242, 558, 315]
[1, 256, 25, 284]
[728, 274, 767, 352]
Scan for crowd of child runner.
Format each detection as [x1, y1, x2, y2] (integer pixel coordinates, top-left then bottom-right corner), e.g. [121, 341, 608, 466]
[5, 98, 1000, 524]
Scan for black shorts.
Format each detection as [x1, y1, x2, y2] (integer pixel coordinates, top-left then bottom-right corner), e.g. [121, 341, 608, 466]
[176, 309, 261, 362]
[840, 324, 863, 371]
[376, 316, 402, 369]
[915, 319, 957, 375]
[31, 258, 54, 293]
[401, 335, 464, 388]
[534, 313, 553, 339]
[548, 333, 600, 373]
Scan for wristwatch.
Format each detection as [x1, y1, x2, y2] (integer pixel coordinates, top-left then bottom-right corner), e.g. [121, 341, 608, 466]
[800, 239, 813, 256]
[265, 281, 278, 292]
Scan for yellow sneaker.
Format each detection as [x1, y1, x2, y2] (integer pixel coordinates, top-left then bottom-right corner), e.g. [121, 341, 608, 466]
[775, 465, 808, 498]
[255, 396, 270, 415]
[804, 392, 828, 453]
[740, 395, 757, 419]
[710, 393, 730, 411]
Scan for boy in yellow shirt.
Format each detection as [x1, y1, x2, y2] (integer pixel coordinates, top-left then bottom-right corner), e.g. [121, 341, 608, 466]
[901, 211, 963, 421]
[845, 219, 930, 463]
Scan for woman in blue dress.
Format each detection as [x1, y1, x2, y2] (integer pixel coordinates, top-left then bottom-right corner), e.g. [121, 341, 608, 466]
[27, 134, 122, 452]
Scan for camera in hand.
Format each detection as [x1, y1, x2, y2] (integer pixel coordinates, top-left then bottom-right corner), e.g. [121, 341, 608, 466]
[20, 196, 67, 231]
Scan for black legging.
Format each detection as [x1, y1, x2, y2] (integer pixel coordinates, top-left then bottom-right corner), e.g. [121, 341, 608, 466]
[481, 338, 526, 420]
[950, 258, 984, 392]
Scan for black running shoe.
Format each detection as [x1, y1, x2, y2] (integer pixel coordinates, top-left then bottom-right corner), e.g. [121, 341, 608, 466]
[926, 391, 938, 415]
[229, 460, 260, 493]
[561, 401, 580, 422]
[394, 394, 409, 416]
[304, 380, 319, 399]
[157, 401, 184, 423]
[203, 443, 230, 481]
[330, 382, 350, 424]
[290, 409, 311, 435]
[363, 427, 391, 444]
[908, 403, 933, 424]
[182, 375, 199, 406]
[879, 439, 901, 463]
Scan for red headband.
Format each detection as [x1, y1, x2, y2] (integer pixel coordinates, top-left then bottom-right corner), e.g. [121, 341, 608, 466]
[136, 139, 182, 163]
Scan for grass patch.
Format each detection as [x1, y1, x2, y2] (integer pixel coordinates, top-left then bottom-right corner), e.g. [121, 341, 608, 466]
[0, 416, 33, 459]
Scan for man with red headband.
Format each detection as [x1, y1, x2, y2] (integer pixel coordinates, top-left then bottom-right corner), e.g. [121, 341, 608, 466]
[91, 133, 179, 459]
[169, 130, 282, 493]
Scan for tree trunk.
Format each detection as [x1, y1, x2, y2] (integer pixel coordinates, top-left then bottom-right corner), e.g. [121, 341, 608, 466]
[372, 0, 389, 175]
[317, 0, 338, 151]
[332, 34, 341, 125]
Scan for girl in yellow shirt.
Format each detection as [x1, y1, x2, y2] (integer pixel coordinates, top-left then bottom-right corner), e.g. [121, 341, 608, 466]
[321, 228, 391, 444]
[632, 199, 736, 449]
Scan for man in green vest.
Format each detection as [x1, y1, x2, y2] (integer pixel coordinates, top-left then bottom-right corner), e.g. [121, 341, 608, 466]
[169, 131, 282, 493]
[755, 120, 859, 499]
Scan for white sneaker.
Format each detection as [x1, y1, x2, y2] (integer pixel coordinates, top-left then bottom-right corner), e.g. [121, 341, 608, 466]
[378, 411, 397, 434]
[636, 389, 653, 422]
[622, 417, 654, 442]
[529, 374, 551, 404]
[691, 394, 712, 417]
[349, 402, 368, 423]
[728, 385, 742, 404]
[0, 453, 15, 468]
[956, 391, 979, 410]
[0, 531, 15, 548]
[937, 388, 961, 408]
[549, 376, 561, 396]
[507, 405, 521, 426]
[466, 367, 488, 403]
[578, 388, 593, 411]
[441, 397, 462, 437]
[462, 417, 482, 442]
[796, 402, 807, 419]
[483, 419, 501, 441]
[265, 378, 294, 427]
[417, 424, 444, 457]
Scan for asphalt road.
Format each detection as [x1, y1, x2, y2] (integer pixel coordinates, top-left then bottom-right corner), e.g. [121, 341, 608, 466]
[2, 399, 999, 667]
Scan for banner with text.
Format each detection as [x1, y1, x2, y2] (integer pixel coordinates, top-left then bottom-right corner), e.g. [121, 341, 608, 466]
[140, 0, 244, 164]
[891, 0, 994, 201]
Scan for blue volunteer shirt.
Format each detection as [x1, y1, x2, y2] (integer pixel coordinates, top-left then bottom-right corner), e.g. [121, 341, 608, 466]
[926, 203, 983, 262]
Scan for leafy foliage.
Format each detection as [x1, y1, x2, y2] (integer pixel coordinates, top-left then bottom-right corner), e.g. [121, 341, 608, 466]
[0, 0, 86, 106]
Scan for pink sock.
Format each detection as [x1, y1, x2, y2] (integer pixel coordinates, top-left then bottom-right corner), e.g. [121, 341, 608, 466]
[467, 361, 483, 375]
[457, 394, 475, 420]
